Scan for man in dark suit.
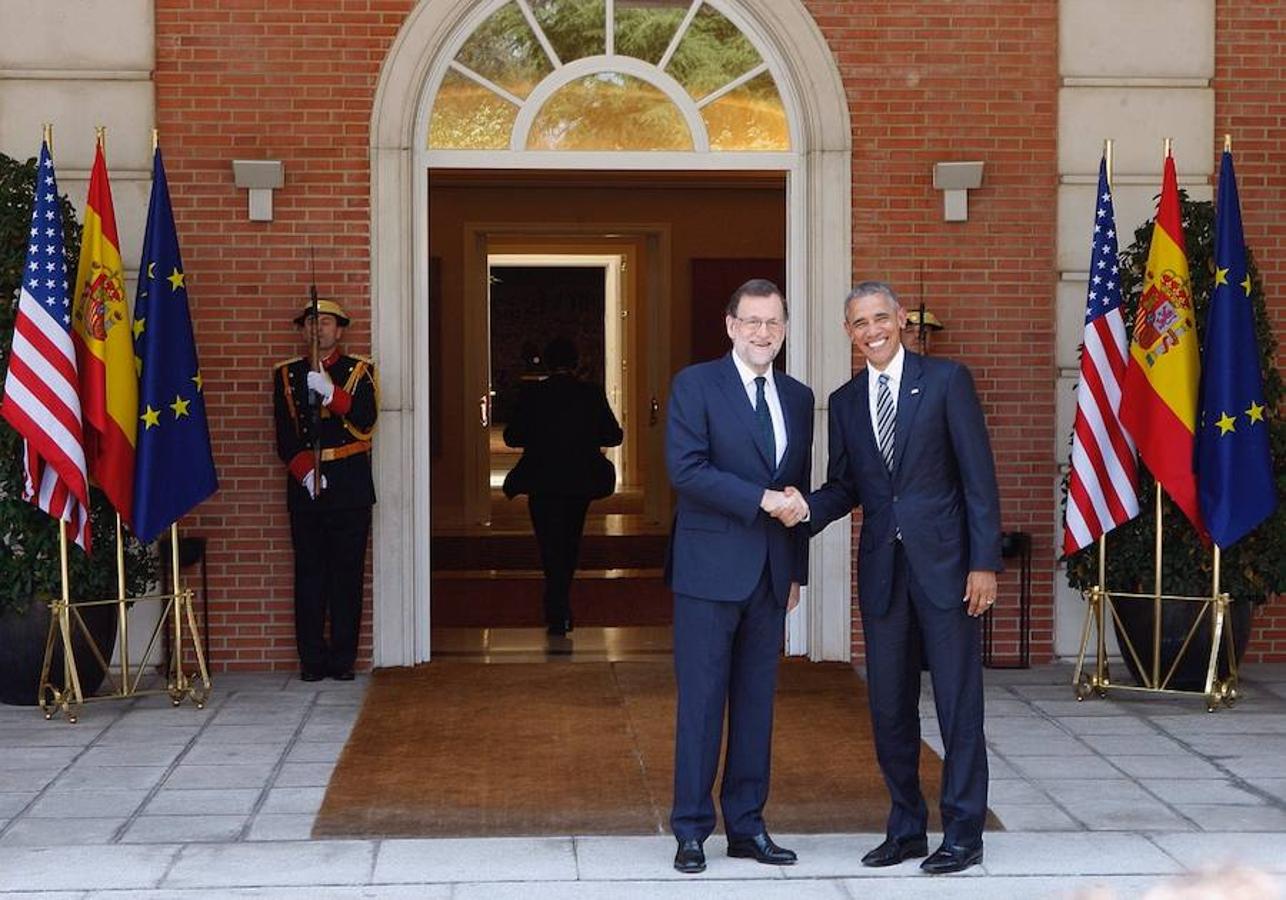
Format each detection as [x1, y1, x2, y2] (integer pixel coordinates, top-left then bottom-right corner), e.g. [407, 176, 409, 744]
[665, 279, 814, 874]
[791, 281, 1001, 875]
[273, 299, 378, 682]
[502, 336, 623, 635]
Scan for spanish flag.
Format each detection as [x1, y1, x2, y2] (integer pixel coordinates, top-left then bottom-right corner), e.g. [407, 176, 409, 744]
[72, 137, 137, 524]
[1120, 150, 1204, 534]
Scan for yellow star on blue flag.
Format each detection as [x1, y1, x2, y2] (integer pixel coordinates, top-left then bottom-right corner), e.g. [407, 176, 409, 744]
[131, 146, 219, 543]
[1195, 149, 1276, 548]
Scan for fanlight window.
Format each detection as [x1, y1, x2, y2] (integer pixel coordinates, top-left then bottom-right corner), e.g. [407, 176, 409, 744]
[428, 0, 790, 152]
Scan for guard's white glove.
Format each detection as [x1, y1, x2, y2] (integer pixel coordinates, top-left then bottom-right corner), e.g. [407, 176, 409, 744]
[302, 470, 328, 498]
[306, 369, 336, 406]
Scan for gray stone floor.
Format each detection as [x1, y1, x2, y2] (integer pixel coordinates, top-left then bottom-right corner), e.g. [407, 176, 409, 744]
[2, 662, 1286, 897]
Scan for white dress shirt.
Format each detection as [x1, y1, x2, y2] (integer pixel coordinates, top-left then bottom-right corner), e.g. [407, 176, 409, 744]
[731, 351, 787, 466]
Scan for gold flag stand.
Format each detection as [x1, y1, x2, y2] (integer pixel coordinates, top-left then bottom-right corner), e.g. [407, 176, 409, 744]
[1070, 490, 1239, 713]
[38, 522, 211, 723]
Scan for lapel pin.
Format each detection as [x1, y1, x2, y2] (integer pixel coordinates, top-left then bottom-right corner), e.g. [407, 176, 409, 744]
[910, 387, 921, 396]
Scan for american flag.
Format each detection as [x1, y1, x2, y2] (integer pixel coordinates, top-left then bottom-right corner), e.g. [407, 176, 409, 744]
[0, 140, 92, 550]
[1063, 156, 1139, 555]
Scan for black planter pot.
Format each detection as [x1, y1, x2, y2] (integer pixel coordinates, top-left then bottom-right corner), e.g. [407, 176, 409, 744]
[1112, 596, 1252, 692]
[0, 600, 119, 706]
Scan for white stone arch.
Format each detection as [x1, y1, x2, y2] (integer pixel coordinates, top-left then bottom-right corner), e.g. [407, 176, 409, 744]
[370, 0, 853, 667]
[509, 55, 712, 152]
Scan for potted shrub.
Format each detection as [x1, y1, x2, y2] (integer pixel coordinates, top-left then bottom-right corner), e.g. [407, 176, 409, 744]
[0, 150, 155, 706]
[1064, 192, 1285, 690]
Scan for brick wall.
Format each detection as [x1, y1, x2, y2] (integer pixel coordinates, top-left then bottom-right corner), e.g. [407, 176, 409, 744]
[1215, 0, 1286, 662]
[806, 1, 1061, 665]
[155, 0, 412, 670]
[152, 0, 1279, 672]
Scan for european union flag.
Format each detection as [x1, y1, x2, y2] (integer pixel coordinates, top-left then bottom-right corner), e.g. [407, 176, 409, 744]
[1195, 149, 1276, 548]
[131, 147, 218, 543]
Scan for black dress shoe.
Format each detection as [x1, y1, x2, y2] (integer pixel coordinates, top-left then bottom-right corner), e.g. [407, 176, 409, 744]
[861, 835, 929, 867]
[673, 838, 705, 874]
[920, 841, 983, 874]
[300, 671, 325, 683]
[331, 670, 355, 681]
[727, 832, 796, 865]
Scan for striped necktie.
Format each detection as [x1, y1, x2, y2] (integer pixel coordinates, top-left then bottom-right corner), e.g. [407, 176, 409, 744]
[754, 376, 776, 466]
[876, 373, 895, 472]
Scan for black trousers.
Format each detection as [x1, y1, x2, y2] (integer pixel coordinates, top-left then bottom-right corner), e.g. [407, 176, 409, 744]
[527, 494, 591, 627]
[289, 505, 372, 676]
[862, 542, 988, 848]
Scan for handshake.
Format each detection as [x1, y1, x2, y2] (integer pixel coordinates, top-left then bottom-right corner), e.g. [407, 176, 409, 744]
[761, 486, 809, 528]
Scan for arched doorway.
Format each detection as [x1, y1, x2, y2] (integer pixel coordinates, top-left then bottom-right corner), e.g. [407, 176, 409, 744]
[370, 0, 852, 666]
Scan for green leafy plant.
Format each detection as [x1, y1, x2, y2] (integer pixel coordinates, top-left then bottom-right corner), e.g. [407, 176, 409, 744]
[1064, 192, 1285, 603]
[0, 150, 155, 615]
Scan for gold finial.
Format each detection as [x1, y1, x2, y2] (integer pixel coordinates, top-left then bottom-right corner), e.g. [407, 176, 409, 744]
[152, 128, 159, 152]
[1163, 137, 1172, 157]
[43, 123, 53, 155]
[1224, 133, 1232, 153]
[1104, 138, 1113, 188]
[96, 126, 106, 152]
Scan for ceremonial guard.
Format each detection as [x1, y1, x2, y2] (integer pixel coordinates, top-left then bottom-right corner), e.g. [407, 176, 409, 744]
[273, 299, 377, 681]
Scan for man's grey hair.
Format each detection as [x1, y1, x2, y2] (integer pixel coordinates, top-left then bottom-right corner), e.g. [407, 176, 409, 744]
[844, 280, 901, 319]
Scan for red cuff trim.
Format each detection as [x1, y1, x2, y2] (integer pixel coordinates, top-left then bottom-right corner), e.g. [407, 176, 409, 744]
[288, 452, 315, 483]
[329, 387, 352, 415]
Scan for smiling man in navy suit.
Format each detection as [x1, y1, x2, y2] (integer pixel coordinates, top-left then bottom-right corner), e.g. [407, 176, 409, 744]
[789, 281, 1001, 875]
[665, 278, 813, 874]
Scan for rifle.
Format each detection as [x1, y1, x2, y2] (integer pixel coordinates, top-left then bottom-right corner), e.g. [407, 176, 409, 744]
[308, 247, 322, 494]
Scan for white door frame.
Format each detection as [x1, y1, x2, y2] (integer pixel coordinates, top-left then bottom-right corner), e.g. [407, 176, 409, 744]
[485, 253, 628, 499]
[370, 0, 853, 666]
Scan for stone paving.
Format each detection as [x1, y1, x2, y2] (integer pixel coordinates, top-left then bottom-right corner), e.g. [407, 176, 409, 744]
[1, 663, 1285, 897]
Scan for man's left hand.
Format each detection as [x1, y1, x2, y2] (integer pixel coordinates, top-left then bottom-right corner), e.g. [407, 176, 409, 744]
[964, 570, 998, 617]
[787, 582, 801, 613]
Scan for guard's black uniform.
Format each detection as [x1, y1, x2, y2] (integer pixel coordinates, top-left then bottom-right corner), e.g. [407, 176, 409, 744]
[273, 350, 377, 678]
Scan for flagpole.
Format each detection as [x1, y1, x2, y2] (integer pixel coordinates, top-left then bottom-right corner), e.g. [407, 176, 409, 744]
[1202, 132, 1234, 699]
[170, 522, 185, 696]
[93, 124, 133, 697]
[1150, 136, 1173, 690]
[1096, 137, 1114, 677]
[51, 123, 83, 712]
[115, 512, 130, 695]
[43, 122, 85, 715]
[58, 519, 83, 711]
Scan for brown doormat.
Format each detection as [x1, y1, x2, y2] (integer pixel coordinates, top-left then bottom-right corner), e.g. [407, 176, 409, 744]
[313, 659, 1003, 838]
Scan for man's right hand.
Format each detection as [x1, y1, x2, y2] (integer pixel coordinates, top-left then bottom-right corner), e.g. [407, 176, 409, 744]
[762, 487, 809, 527]
[779, 486, 809, 526]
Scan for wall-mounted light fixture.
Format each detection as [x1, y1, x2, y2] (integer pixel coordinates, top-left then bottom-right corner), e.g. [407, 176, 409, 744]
[932, 160, 984, 222]
[231, 159, 284, 221]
